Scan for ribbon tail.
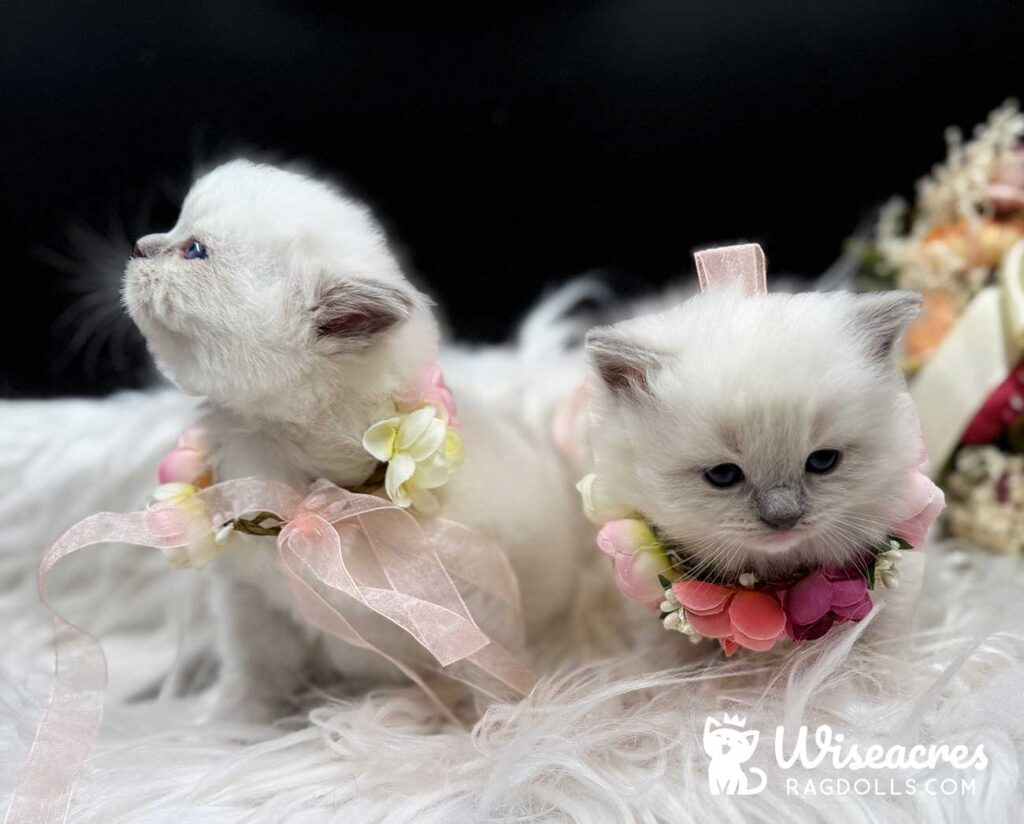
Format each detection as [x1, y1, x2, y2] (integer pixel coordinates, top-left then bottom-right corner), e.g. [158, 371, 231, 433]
[450, 641, 537, 701]
[4, 616, 105, 824]
[278, 550, 461, 725]
[6, 509, 190, 824]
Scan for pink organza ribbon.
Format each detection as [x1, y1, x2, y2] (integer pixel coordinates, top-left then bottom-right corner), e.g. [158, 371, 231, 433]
[694, 243, 767, 296]
[5, 479, 534, 824]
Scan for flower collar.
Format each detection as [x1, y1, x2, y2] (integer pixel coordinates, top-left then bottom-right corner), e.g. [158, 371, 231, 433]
[153, 363, 464, 560]
[578, 469, 944, 656]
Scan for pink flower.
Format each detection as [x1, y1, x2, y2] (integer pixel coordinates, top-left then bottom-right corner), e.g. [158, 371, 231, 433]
[157, 427, 212, 486]
[783, 567, 872, 642]
[672, 580, 787, 656]
[891, 472, 945, 548]
[400, 364, 458, 425]
[596, 519, 671, 606]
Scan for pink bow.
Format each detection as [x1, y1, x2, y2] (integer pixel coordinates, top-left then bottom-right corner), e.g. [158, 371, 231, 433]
[6, 479, 533, 824]
[694, 243, 767, 296]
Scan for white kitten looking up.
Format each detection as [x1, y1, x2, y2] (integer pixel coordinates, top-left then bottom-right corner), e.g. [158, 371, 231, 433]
[123, 160, 584, 717]
[584, 287, 923, 582]
[124, 160, 436, 489]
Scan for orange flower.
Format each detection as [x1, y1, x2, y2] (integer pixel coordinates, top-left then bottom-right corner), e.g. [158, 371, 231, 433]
[903, 290, 958, 362]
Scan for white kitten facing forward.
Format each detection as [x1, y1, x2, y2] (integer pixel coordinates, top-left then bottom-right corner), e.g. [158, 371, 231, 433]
[124, 160, 585, 718]
[584, 286, 924, 583]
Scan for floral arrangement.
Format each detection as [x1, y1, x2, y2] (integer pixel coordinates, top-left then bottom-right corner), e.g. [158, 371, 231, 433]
[861, 100, 1024, 369]
[150, 364, 464, 569]
[579, 472, 939, 655]
[856, 101, 1024, 555]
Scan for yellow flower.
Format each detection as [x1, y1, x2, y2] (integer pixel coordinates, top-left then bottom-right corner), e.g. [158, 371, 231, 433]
[148, 482, 228, 570]
[150, 482, 200, 505]
[362, 405, 464, 514]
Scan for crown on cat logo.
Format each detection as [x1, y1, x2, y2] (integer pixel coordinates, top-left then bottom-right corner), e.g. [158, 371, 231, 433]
[721, 713, 747, 728]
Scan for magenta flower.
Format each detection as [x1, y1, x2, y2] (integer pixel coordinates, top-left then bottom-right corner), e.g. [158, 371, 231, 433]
[784, 566, 873, 642]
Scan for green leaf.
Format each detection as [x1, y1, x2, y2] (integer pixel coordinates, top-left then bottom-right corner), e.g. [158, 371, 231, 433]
[887, 535, 913, 550]
[657, 574, 672, 590]
[863, 556, 877, 591]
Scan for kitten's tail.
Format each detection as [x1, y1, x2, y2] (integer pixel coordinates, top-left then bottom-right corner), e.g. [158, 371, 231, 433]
[741, 767, 768, 795]
[515, 275, 616, 359]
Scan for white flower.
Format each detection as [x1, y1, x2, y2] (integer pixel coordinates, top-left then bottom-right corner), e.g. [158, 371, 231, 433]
[875, 547, 902, 589]
[214, 522, 235, 545]
[738, 572, 758, 588]
[662, 606, 699, 637]
[576, 473, 633, 525]
[362, 405, 464, 515]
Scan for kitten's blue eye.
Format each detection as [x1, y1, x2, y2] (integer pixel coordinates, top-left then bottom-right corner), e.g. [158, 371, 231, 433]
[806, 449, 841, 474]
[704, 463, 744, 488]
[183, 239, 207, 260]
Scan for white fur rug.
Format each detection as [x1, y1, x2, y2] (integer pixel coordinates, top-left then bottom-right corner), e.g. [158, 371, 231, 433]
[2, 390, 1023, 823]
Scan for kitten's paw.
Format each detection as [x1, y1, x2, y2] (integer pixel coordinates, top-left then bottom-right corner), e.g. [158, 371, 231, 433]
[202, 682, 292, 725]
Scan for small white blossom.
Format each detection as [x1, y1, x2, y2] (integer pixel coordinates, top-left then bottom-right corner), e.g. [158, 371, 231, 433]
[738, 572, 757, 588]
[213, 522, 235, 546]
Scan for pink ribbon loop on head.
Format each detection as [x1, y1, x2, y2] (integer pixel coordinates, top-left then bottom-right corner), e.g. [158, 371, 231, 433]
[7, 478, 534, 824]
[694, 243, 767, 296]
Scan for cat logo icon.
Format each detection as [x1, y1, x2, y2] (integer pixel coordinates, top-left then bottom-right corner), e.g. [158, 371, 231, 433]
[703, 714, 768, 795]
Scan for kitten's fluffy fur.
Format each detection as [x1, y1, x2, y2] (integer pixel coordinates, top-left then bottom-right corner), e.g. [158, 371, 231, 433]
[124, 160, 586, 717]
[585, 286, 923, 581]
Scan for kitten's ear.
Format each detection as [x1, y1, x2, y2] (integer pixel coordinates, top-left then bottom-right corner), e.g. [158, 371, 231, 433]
[586, 326, 659, 398]
[849, 291, 922, 363]
[743, 730, 759, 747]
[704, 717, 720, 735]
[311, 278, 416, 343]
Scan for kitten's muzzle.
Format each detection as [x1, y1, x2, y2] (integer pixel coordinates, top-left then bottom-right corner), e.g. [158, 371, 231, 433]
[131, 233, 165, 259]
[755, 485, 805, 531]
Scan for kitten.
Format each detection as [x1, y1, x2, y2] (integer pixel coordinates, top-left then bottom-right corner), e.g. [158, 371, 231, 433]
[124, 160, 585, 718]
[584, 286, 924, 583]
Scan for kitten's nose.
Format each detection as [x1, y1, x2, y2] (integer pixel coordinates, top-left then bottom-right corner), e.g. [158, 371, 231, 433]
[131, 234, 164, 259]
[755, 485, 805, 531]
[760, 512, 802, 531]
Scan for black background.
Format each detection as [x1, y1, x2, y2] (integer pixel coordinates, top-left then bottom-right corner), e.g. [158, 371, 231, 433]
[4, 1, 1023, 398]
